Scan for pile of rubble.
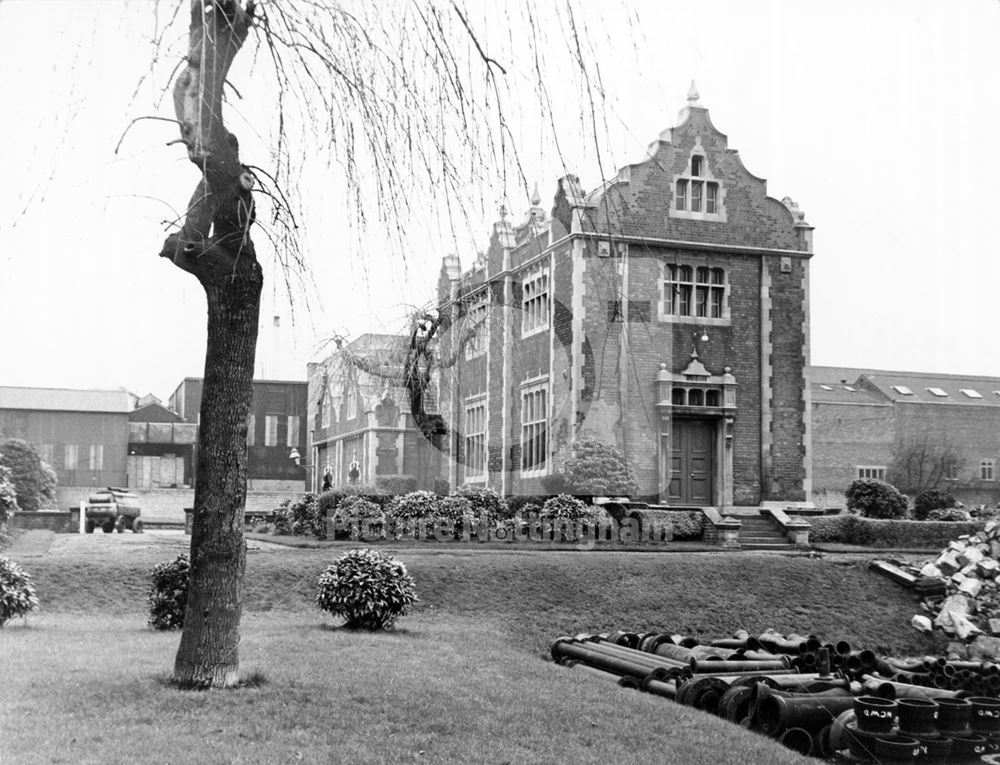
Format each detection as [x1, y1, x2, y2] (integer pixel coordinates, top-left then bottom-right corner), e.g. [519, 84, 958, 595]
[874, 521, 1000, 658]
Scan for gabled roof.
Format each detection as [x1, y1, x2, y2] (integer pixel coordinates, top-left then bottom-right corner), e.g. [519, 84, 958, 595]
[0, 386, 133, 413]
[128, 402, 184, 423]
[810, 366, 1000, 408]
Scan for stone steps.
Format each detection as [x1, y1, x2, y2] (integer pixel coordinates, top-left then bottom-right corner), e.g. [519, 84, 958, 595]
[737, 516, 795, 550]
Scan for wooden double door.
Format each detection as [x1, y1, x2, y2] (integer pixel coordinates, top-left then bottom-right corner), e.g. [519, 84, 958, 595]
[667, 419, 714, 506]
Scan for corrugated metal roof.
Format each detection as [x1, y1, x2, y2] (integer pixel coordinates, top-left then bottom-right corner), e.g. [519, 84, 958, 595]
[0, 386, 133, 413]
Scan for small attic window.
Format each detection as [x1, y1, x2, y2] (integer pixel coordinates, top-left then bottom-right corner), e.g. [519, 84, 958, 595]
[961, 389, 983, 399]
[819, 384, 833, 391]
[927, 387, 948, 397]
[892, 385, 914, 395]
[691, 155, 703, 177]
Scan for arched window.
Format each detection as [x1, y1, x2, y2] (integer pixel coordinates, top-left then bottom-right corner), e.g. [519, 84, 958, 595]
[688, 389, 704, 406]
[691, 155, 703, 177]
[706, 390, 720, 407]
[672, 388, 686, 406]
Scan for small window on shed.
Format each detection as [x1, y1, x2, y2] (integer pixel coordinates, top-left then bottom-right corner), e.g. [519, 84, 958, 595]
[961, 389, 983, 399]
[819, 384, 833, 391]
[927, 387, 948, 397]
[892, 385, 914, 395]
[842, 385, 856, 392]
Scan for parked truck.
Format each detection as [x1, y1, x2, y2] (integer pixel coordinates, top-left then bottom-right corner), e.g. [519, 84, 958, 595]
[84, 487, 143, 533]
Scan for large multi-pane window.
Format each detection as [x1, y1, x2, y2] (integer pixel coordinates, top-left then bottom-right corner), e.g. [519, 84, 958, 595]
[672, 151, 724, 219]
[857, 466, 886, 481]
[522, 270, 549, 336]
[663, 264, 726, 318]
[465, 291, 489, 359]
[89, 445, 103, 471]
[347, 385, 358, 420]
[520, 382, 548, 474]
[64, 444, 78, 470]
[982, 459, 996, 482]
[464, 398, 487, 480]
[264, 415, 280, 446]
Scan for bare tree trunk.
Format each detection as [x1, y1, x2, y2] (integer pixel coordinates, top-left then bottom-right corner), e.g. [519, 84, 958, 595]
[158, 0, 259, 688]
[173, 278, 260, 687]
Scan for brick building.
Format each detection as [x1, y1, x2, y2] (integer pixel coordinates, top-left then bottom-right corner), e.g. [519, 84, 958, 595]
[812, 366, 1000, 509]
[169, 377, 308, 491]
[434, 87, 814, 506]
[307, 335, 441, 492]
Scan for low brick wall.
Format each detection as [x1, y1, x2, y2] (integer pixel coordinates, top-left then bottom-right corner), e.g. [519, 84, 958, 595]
[11, 510, 75, 533]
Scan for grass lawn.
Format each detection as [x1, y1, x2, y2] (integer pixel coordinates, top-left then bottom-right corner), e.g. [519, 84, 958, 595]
[0, 535, 948, 764]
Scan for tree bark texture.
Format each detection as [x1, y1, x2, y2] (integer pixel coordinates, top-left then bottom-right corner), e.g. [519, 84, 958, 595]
[159, 0, 260, 688]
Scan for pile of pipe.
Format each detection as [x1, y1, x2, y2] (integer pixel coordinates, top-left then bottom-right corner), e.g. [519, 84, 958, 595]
[550, 628, 1000, 762]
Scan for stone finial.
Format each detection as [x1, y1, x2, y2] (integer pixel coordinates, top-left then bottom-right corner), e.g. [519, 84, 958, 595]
[687, 80, 700, 105]
[530, 183, 541, 207]
[781, 196, 810, 226]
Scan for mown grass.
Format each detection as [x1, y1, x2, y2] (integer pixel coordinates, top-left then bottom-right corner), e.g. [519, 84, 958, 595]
[1, 540, 948, 764]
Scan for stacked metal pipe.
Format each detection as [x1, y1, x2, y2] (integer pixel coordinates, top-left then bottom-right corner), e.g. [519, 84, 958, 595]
[551, 628, 1000, 761]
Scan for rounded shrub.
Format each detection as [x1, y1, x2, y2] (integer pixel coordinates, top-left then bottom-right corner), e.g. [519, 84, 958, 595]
[558, 438, 639, 497]
[315, 549, 417, 631]
[435, 495, 473, 522]
[913, 489, 957, 521]
[454, 485, 510, 522]
[272, 494, 324, 537]
[0, 556, 39, 626]
[845, 478, 909, 520]
[541, 494, 600, 522]
[331, 496, 385, 540]
[386, 490, 439, 520]
[927, 507, 972, 522]
[0, 438, 56, 512]
[148, 554, 189, 631]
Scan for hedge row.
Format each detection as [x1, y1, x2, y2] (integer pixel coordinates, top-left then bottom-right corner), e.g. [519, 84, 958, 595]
[809, 513, 984, 548]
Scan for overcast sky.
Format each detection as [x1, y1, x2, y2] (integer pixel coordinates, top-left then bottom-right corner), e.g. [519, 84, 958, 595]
[1, 0, 998, 401]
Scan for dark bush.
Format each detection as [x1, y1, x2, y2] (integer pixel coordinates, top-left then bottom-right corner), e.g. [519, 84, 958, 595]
[809, 514, 983, 548]
[541, 494, 601, 523]
[845, 478, 909, 519]
[506, 495, 552, 516]
[913, 489, 957, 521]
[0, 439, 56, 512]
[331, 496, 385, 540]
[271, 494, 325, 537]
[385, 490, 439, 520]
[0, 556, 39, 626]
[555, 438, 639, 497]
[0, 464, 18, 527]
[927, 507, 971, 522]
[375, 474, 417, 495]
[666, 510, 705, 540]
[315, 549, 417, 630]
[454, 485, 511, 522]
[148, 554, 189, 630]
